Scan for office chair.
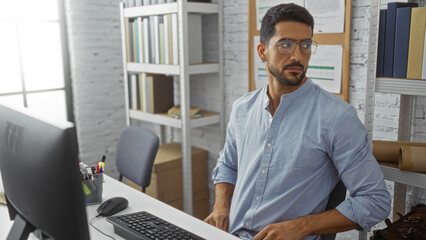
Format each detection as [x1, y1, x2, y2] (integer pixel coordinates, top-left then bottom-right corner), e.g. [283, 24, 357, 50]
[116, 126, 160, 192]
[321, 180, 347, 240]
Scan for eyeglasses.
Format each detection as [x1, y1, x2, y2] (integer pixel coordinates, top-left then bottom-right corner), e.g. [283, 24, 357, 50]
[266, 39, 318, 55]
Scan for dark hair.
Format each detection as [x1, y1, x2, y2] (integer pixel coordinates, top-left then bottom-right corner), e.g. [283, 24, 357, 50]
[260, 3, 314, 44]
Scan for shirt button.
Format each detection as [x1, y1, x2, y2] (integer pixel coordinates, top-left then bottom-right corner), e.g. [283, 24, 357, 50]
[261, 170, 266, 174]
[242, 232, 247, 237]
[245, 222, 249, 227]
[256, 196, 260, 200]
[267, 143, 271, 147]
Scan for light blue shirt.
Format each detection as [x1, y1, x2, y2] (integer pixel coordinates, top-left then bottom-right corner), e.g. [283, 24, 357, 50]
[212, 79, 391, 240]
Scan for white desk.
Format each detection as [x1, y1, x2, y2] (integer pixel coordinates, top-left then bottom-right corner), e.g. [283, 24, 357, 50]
[0, 174, 239, 240]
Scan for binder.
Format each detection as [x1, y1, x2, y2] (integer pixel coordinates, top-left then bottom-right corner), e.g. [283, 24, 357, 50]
[393, 7, 414, 78]
[376, 10, 386, 77]
[383, 2, 418, 77]
[407, 7, 426, 79]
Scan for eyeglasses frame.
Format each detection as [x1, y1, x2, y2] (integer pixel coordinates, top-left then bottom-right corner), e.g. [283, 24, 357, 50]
[262, 39, 318, 55]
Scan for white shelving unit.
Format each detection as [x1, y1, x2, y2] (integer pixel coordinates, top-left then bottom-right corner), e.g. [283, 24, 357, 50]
[365, 0, 426, 239]
[119, 0, 224, 215]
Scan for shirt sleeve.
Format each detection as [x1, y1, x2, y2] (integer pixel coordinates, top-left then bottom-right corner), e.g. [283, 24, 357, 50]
[211, 102, 239, 186]
[328, 107, 391, 231]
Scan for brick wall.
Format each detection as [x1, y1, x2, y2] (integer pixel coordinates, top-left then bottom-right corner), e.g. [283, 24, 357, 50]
[65, 0, 126, 178]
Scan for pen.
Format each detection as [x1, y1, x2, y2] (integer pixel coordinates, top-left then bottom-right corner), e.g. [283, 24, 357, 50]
[97, 155, 106, 173]
[97, 162, 105, 173]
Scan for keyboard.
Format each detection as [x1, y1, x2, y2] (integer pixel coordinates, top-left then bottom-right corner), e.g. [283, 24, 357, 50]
[106, 211, 205, 240]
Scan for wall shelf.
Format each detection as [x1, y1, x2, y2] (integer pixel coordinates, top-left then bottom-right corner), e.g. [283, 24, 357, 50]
[129, 109, 220, 128]
[127, 62, 219, 75]
[376, 78, 426, 96]
[380, 163, 426, 189]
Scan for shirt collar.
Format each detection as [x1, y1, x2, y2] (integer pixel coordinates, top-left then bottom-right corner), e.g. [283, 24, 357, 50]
[262, 78, 314, 110]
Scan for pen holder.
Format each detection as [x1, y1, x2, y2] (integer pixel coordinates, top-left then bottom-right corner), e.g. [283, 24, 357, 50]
[81, 173, 103, 205]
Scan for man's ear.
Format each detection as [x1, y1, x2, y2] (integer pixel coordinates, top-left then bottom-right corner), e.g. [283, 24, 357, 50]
[257, 42, 268, 62]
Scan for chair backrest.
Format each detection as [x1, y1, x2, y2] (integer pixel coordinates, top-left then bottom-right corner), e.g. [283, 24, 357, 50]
[321, 180, 347, 240]
[116, 126, 159, 191]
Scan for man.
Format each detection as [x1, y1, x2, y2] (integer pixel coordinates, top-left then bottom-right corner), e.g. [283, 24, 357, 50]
[204, 3, 391, 240]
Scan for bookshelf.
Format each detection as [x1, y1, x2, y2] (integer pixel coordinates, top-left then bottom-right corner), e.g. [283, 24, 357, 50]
[365, 0, 426, 239]
[119, 0, 224, 215]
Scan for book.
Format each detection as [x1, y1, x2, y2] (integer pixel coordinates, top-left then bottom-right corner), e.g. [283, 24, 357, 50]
[153, 15, 160, 64]
[166, 14, 173, 65]
[167, 106, 203, 119]
[407, 7, 426, 79]
[159, 16, 166, 64]
[422, 27, 426, 79]
[393, 7, 414, 78]
[376, 10, 386, 77]
[143, 17, 150, 63]
[128, 20, 135, 62]
[144, 75, 151, 113]
[125, 19, 131, 62]
[144, 75, 174, 113]
[130, 74, 138, 109]
[163, 14, 170, 65]
[383, 2, 418, 77]
[132, 19, 137, 62]
[136, 17, 144, 63]
[171, 13, 179, 65]
[138, 73, 146, 112]
[149, 16, 156, 63]
[188, 14, 203, 64]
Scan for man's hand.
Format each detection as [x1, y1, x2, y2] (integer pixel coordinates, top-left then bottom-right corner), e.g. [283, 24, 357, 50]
[204, 205, 231, 232]
[253, 220, 305, 240]
[204, 182, 235, 232]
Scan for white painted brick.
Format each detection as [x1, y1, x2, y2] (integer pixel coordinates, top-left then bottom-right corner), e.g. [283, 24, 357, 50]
[65, 0, 126, 178]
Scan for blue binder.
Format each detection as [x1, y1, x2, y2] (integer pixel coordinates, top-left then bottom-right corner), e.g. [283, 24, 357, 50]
[383, 2, 418, 77]
[393, 7, 415, 78]
[377, 10, 387, 77]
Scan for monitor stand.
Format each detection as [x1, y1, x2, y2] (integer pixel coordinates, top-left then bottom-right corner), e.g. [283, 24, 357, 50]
[7, 214, 35, 240]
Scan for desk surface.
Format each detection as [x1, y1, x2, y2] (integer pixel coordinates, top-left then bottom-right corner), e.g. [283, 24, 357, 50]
[0, 174, 239, 240]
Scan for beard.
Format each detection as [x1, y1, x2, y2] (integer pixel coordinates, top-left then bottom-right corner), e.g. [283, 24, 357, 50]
[267, 61, 306, 86]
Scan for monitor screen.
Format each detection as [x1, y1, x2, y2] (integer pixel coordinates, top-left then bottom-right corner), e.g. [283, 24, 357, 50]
[0, 102, 90, 240]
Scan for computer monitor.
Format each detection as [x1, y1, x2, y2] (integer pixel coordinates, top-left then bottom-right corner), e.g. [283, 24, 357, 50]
[0, 102, 90, 240]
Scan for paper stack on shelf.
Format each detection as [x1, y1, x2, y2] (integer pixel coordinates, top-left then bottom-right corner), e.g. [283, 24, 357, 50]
[167, 105, 203, 119]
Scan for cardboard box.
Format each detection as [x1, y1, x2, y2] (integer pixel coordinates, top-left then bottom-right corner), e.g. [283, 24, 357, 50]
[168, 189, 210, 220]
[127, 142, 208, 203]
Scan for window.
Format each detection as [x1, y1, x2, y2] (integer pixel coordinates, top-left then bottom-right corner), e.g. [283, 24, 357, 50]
[0, 0, 72, 122]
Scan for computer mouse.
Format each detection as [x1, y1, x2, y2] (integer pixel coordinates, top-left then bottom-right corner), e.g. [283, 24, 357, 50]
[97, 197, 129, 217]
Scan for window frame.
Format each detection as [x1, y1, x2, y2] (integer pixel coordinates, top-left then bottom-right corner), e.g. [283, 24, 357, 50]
[0, 0, 74, 122]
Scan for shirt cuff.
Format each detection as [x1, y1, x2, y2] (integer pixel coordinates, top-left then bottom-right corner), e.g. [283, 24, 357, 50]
[211, 163, 237, 186]
[336, 199, 375, 231]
